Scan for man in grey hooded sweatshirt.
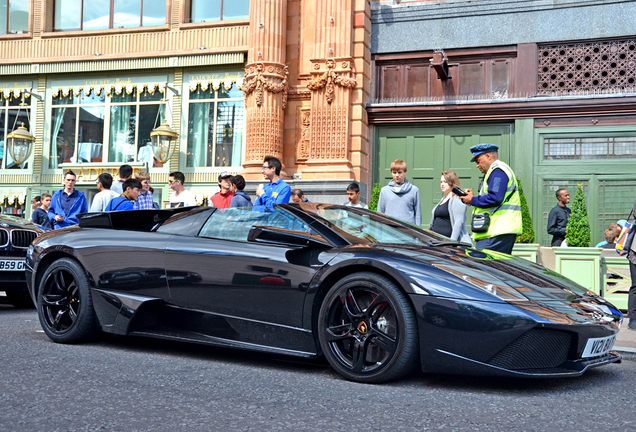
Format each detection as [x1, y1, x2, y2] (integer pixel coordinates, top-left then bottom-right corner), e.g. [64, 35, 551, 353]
[377, 159, 421, 225]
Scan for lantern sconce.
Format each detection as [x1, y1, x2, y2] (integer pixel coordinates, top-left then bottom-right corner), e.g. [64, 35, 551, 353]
[150, 85, 179, 164]
[6, 94, 35, 166]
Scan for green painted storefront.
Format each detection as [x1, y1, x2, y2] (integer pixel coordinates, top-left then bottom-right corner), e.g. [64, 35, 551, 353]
[374, 119, 636, 246]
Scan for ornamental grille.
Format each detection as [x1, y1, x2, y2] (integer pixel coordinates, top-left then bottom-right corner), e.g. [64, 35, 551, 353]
[537, 40, 636, 93]
[544, 137, 636, 160]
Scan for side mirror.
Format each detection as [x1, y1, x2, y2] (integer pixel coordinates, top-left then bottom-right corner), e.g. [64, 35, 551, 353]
[248, 225, 330, 248]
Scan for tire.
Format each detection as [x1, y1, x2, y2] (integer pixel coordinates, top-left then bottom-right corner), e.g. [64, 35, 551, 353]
[5, 291, 35, 309]
[36, 258, 100, 344]
[317, 272, 419, 383]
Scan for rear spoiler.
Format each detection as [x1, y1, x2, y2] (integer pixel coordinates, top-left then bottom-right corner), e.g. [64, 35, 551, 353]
[77, 207, 198, 231]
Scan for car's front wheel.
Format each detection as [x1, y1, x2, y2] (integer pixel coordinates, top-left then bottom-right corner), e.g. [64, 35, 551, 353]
[37, 258, 100, 343]
[317, 272, 419, 383]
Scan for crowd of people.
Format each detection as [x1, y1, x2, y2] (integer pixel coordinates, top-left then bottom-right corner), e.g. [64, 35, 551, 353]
[28, 149, 635, 330]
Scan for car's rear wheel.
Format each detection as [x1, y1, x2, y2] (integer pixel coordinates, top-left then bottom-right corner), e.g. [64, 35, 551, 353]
[317, 272, 419, 383]
[37, 258, 100, 343]
[5, 291, 35, 309]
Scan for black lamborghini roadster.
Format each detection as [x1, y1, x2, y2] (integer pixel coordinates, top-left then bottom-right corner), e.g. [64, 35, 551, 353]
[26, 204, 623, 383]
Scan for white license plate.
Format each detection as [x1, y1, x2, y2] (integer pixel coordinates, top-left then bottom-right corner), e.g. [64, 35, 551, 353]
[0, 259, 25, 271]
[582, 334, 616, 358]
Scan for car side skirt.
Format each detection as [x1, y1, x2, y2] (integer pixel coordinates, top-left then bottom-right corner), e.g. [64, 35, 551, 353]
[92, 288, 319, 358]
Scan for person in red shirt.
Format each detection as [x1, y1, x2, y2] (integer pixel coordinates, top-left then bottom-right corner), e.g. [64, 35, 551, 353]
[210, 172, 234, 208]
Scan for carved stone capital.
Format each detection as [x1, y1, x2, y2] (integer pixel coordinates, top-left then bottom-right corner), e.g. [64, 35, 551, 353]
[243, 61, 289, 109]
[306, 57, 356, 104]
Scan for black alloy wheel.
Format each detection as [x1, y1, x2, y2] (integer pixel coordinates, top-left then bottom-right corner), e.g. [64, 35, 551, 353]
[37, 258, 100, 344]
[318, 272, 419, 383]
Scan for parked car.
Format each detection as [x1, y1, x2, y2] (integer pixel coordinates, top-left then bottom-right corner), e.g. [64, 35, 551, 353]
[0, 214, 44, 308]
[26, 204, 622, 383]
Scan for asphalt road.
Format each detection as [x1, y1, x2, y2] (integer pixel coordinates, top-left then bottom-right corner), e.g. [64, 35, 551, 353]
[1, 304, 635, 432]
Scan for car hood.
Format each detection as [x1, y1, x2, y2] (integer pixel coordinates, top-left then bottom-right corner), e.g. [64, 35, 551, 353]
[0, 214, 43, 231]
[339, 244, 622, 325]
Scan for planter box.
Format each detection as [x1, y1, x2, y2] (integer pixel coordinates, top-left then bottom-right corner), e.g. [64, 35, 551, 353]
[511, 243, 540, 263]
[600, 255, 631, 311]
[553, 247, 602, 295]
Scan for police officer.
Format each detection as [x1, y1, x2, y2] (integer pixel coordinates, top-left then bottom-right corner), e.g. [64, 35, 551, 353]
[459, 144, 522, 254]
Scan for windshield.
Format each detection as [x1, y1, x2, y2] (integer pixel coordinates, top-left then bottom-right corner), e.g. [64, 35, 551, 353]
[294, 204, 449, 245]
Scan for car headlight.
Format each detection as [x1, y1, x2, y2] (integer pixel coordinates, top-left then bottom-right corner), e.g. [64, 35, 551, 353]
[26, 244, 34, 260]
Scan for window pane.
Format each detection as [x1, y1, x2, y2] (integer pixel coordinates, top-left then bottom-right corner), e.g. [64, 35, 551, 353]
[55, 0, 81, 31]
[406, 65, 429, 99]
[53, 93, 75, 105]
[190, 86, 213, 100]
[218, 83, 242, 99]
[187, 102, 213, 167]
[77, 106, 104, 163]
[80, 90, 106, 105]
[114, 0, 141, 29]
[142, 0, 166, 26]
[222, 0, 249, 20]
[8, 0, 28, 34]
[382, 67, 399, 99]
[192, 0, 221, 23]
[109, 105, 136, 162]
[0, 0, 6, 35]
[459, 63, 483, 96]
[140, 88, 163, 102]
[0, 108, 4, 167]
[491, 61, 509, 99]
[84, 0, 111, 30]
[111, 89, 136, 103]
[215, 101, 244, 167]
[50, 107, 76, 168]
[137, 104, 163, 166]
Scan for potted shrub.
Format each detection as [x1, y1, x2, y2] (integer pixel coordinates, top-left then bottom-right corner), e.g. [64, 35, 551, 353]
[512, 179, 540, 262]
[368, 183, 381, 211]
[553, 184, 602, 294]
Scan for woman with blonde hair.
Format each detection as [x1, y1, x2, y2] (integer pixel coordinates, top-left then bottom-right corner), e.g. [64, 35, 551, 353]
[430, 171, 472, 244]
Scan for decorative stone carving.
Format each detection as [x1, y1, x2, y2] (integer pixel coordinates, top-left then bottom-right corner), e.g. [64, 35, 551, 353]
[307, 58, 356, 104]
[245, 106, 284, 161]
[242, 62, 289, 109]
[297, 108, 311, 162]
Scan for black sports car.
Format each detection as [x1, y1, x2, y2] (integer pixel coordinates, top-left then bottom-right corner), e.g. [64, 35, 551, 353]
[26, 204, 623, 383]
[0, 214, 43, 308]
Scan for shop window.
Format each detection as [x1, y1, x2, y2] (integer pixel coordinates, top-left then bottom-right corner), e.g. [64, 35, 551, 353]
[54, 0, 166, 31]
[188, 0, 249, 23]
[544, 136, 636, 160]
[187, 83, 244, 168]
[0, 94, 30, 170]
[0, 0, 28, 34]
[49, 87, 165, 168]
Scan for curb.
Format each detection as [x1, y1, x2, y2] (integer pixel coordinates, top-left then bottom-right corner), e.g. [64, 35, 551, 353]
[615, 346, 636, 361]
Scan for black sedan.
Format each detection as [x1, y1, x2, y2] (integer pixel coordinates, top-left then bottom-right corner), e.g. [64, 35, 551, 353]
[26, 204, 622, 383]
[0, 214, 43, 308]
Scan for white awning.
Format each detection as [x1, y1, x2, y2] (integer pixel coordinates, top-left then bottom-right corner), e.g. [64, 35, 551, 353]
[189, 78, 244, 93]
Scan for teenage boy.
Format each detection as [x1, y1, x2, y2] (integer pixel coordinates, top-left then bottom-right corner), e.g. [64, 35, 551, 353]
[168, 171, 197, 207]
[104, 179, 142, 211]
[211, 172, 234, 208]
[111, 164, 133, 195]
[254, 155, 291, 210]
[48, 170, 88, 229]
[344, 182, 368, 208]
[133, 172, 154, 210]
[377, 159, 421, 225]
[31, 193, 53, 229]
[90, 173, 119, 212]
[230, 175, 253, 208]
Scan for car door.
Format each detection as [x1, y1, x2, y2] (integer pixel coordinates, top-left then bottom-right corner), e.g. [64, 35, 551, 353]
[164, 207, 332, 350]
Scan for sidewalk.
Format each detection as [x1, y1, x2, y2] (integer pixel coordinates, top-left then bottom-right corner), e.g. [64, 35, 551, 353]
[615, 323, 636, 360]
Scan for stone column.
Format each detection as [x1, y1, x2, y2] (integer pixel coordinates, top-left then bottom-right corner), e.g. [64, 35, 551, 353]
[242, 0, 289, 179]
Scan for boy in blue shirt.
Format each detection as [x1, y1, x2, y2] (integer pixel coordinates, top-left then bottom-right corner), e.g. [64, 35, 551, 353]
[105, 179, 142, 211]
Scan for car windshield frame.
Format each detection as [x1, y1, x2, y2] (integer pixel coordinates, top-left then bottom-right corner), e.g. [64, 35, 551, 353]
[282, 203, 450, 246]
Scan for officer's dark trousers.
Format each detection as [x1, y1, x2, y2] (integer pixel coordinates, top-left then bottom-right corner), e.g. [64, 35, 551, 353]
[475, 234, 517, 255]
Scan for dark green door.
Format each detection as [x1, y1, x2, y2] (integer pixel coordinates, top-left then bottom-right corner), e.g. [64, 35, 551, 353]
[375, 124, 512, 228]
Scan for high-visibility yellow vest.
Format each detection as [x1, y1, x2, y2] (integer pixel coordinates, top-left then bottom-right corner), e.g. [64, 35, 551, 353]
[472, 160, 522, 240]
